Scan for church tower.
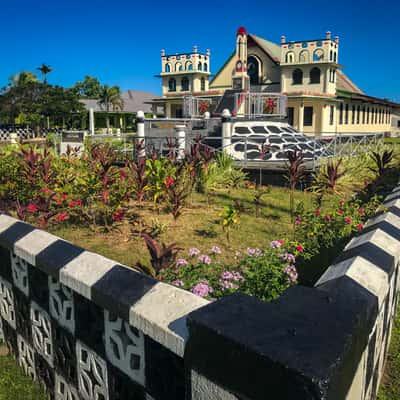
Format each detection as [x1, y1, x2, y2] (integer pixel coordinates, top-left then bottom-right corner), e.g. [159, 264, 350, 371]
[280, 31, 340, 96]
[232, 26, 250, 90]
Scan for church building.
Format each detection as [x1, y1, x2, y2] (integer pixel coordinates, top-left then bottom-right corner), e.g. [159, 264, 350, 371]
[151, 27, 397, 136]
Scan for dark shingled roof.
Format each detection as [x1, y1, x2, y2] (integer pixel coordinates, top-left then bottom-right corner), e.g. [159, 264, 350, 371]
[80, 90, 156, 113]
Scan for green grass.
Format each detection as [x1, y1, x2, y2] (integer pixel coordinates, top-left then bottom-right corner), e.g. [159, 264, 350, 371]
[49, 186, 320, 269]
[378, 308, 400, 400]
[0, 350, 47, 400]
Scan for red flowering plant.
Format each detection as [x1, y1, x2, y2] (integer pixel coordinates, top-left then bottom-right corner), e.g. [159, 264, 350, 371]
[78, 143, 129, 230]
[293, 195, 382, 273]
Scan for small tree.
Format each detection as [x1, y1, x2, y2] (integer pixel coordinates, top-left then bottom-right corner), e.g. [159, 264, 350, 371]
[219, 204, 240, 243]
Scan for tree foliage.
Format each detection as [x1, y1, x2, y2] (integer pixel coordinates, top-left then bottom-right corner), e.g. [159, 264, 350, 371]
[72, 75, 102, 98]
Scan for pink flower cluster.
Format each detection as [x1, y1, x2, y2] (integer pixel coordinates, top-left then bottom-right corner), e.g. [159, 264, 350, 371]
[284, 265, 298, 283]
[198, 254, 211, 265]
[211, 246, 222, 254]
[172, 279, 184, 287]
[246, 247, 263, 257]
[219, 271, 244, 291]
[270, 240, 284, 249]
[282, 252, 296, 263]
[176, 258, 188, 268]
[189, 247, 200, 257]
[191, 281, 214, 297]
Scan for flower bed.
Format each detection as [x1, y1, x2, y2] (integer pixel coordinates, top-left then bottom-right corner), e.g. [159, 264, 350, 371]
[0, 141, 398, 303]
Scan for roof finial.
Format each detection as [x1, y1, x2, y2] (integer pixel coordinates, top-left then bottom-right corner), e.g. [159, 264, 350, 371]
[326, 31, 332, 39]
[281, 35, 286, 44]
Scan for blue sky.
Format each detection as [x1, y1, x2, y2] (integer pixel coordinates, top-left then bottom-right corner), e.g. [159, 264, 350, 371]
[2, 0, 399, 101]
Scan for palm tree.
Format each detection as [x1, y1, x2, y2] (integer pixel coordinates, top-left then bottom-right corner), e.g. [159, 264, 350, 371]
[36, 63, 53, 84]
[97, 85, 124, 133]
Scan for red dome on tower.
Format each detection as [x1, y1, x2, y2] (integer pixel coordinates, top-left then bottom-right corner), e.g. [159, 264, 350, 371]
[237, 26, 247, 36]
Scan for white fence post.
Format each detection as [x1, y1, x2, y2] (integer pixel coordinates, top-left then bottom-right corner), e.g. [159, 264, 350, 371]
[136, 110, 145, 158]
[221, 109, 232, 154]
[175, 125, 186, 160]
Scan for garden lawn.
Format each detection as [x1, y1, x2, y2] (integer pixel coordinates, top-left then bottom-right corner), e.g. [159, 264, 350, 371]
[49, 185, 320, 269]
[0, 349, 47, 400]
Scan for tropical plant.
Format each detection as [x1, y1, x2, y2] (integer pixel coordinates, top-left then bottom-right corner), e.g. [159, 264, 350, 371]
[311, 158, 347, 205]
[145, 158, 175, 204]
[98, 85, 124, 133]
[141, 233, 180, 276]
[369, 149, 394, 177]
[72, 75, 102, 98]
[286, 150, 306, 219]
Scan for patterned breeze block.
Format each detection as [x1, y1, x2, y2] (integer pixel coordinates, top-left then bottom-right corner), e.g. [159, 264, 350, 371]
[0, 215, 208, 400]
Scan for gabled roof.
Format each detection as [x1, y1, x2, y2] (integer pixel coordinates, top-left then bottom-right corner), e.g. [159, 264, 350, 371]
[336, 70, 363, 95]
[247, 33, 281, 63]
[80, 90, 156, 113]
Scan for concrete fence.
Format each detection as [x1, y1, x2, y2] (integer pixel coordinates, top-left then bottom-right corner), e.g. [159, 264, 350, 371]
[0, 181, 400, 399]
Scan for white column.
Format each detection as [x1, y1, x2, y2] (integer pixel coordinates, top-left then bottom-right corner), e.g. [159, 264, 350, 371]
[221, 109, 232, 153]
[175, 125, 186, 159]
[136, 110, 145, 158]
[298, 103, 304, 133]
[89, 108, 95, 135]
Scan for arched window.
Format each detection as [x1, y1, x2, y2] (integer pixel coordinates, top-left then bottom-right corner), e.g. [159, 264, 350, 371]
[352, 105, 356, 124]
[286, 51, 295, 63]
[362, 106, 366, 124]
[165, 63, 171, 73]
[203, 63, 208, 72]
[313, 49, 324, 61]
[333, 52, 337, 63]
[299, 50, 309, 63]
[168, 78, 176, 92]
[186, 61, 193, 71]
[247, 55, 261, 85]
[201, 77, 206, 91]
[181, 77, 189, 91]
[198, 62, 202, 71]
[310, 67, 320, 84]
[330, 50, 333, 61]
[345, 104, 349, 124]
[292, 68, 303, 84]
[367, 107, 370, 124]
[357, 105, 361, 124]
[175, 63, 182, 72]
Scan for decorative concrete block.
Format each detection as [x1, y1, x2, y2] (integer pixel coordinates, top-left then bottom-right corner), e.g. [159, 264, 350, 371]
[104, 310, 145, 386]
[17, 334, 36, 380]
[0, 276, 16, 329]
[11, 252, 29, 296]
[55, 373, 80, 400]
[49, 277, 75, 334]
[31, 301, 54, 367]
[76, 340, 109, 400]
[129, 282, 209, 357]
